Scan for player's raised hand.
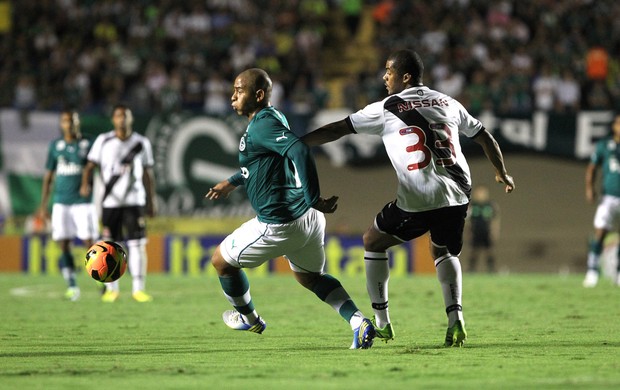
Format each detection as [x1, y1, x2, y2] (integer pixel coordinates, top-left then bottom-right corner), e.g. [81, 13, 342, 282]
[206, 180, 237, 200]
[313, 196, 339, 214]
[495, 173, 515, 193]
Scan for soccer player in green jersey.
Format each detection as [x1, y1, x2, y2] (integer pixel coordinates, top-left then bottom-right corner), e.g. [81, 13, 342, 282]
[584, 113, 620, 287]
[467, 185, 499, 273]
[206, 68, 376, 349]
[38, 111, 99, 301]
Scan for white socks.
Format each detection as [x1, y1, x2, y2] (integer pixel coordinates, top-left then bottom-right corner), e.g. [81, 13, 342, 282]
[127, 239, 147, 293]
[435, 254, 464, 326]
[364, 251, 391, 328]
[105, 240, 148, 294]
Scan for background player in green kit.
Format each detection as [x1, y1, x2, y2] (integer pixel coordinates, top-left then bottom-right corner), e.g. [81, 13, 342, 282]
[467, 185, 499, 273]
[37, 110, 99, 301]
[583, 113, 620, 287]
[206, 68, 376, 349]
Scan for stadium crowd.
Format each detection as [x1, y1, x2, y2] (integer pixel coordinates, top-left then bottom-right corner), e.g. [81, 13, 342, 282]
[1, 0, 619, 117]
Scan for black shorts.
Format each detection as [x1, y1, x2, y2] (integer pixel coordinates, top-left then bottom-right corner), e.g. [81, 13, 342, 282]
[472, 234, 492, 248]
[102, 206, 147, 241]
[375, 201, 468, 255]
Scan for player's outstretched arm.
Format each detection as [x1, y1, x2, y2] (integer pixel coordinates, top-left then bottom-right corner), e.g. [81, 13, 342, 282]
[472, 130, 515, 193]
[206, 179, 237, 200]
[301, 119, 353, 146]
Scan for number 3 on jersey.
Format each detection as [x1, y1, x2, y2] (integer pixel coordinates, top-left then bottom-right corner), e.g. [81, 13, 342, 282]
[401, 124, 455, 171]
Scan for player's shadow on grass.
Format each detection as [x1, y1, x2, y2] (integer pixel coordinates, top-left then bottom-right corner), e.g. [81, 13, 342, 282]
[3, 340, 619, 360]
[396, 340, 620, 353]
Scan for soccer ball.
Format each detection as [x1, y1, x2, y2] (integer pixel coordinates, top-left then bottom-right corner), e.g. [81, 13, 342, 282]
[85, 241, 127, 283]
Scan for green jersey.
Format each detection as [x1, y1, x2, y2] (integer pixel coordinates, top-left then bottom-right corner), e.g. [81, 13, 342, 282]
[592, 137, 620, 197]
[229, 106, 320, 224]
[45, 137, 93, 205]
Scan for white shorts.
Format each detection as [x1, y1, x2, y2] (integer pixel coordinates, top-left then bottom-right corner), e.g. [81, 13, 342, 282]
[593, 195, 620, 230]
[51, 203, 99, 241]
[220, 208, 326, 273]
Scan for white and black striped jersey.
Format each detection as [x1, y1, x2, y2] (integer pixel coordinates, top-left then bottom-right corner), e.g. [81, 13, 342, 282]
[348, 86, 483, 212]
[87, 130, 154, 208]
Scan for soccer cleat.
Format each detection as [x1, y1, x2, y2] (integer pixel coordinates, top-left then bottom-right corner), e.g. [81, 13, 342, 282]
[64, 287, 80, 302]
[371, 317, 395, 342]
[582, 269, 599, 288]
[444, 320, 467, 347]
[101, 290, 120, 303]
[222, 310, 267, 334]
[132, 290, 153, 303]
[350, 318, 376, 349]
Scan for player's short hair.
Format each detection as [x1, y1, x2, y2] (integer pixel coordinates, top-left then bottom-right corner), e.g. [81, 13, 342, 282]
[388, 50, 424, 82]
[244, 68, 272, 100]
[112, 103, 133, 127]
[60, 109, 81, 137]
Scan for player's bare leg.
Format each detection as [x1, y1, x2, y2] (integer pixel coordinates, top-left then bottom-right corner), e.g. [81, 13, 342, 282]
[212, 246, 265, 333]
[295, 271, 375, 349]
[58, 239, 80, 301]
[584, 228, 607, 287]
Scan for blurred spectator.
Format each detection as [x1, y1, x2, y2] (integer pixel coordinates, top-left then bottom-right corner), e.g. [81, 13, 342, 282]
[288, 75, 317, 133]
[461, 70, 489, 115]
[203, 71, 230, 116]
[14, 74, 37, 128]
[555, 69, 581, 113]
[3, 1, 620, 117]
[586, 46, 609, 81]
[160, 69, 183, 113]
[532, 63, 558, 112]
[435, 66, 465, 99]
[144, 60, 168, 103]
[584, 80, 612, 110]
[341, 0, 363, 38]
[372, 0, 395, 26]
[271, 76, 285, 110]
[182, 71, 204, 112]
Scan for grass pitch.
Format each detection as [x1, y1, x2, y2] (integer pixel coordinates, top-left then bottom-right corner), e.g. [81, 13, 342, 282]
[1, 272, 619, 389]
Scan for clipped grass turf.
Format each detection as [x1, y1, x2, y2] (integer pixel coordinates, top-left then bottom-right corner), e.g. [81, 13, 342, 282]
[1, 272, 619, 389]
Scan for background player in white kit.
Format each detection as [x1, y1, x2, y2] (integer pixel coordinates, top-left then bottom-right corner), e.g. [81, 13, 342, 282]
[38, 110, 99, 301]
[80, 104, 156, 303]
[303, 49, 515, 347]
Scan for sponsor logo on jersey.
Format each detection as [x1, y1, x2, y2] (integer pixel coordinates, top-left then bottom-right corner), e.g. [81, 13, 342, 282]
[397, 99, 449, 112]
[56, 160, 82, 176]
[239, 135, 246, 151]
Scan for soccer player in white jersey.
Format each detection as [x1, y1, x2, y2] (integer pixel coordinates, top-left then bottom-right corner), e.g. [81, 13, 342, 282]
[302, 49, 515, 347]
[38, 110, 99, 301]
[206, 68, 376, 349]
[80, 104, 157, 303]
[583, 113, 620, 287]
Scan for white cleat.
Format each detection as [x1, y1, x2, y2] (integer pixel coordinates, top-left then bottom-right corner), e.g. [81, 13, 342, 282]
[582, 270, 599, 288]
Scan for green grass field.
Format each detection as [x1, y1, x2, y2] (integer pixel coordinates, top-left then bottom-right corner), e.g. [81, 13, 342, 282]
[1, 272, 619, 389]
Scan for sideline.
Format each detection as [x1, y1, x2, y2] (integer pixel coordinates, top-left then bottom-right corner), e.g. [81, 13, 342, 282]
[9, 284, 60, 298]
